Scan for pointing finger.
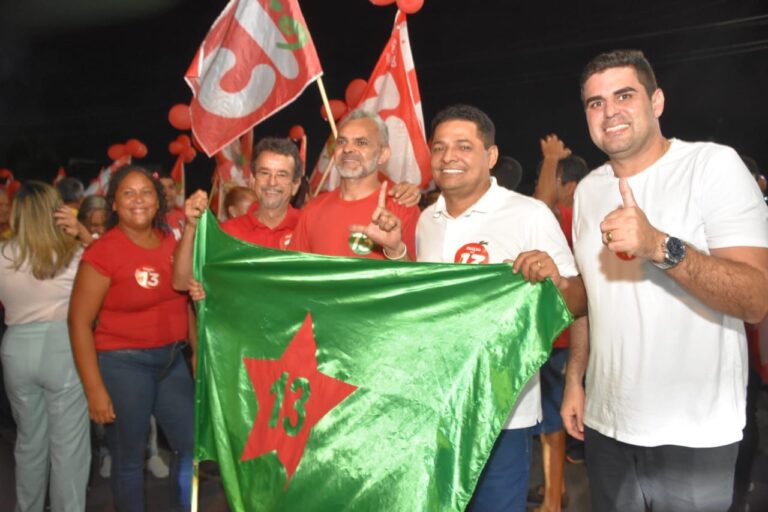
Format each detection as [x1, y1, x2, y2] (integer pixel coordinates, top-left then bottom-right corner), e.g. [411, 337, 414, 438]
[619, 178, 637, 208]
[371, 181, 388, 222]
[378, 181, 388, 209]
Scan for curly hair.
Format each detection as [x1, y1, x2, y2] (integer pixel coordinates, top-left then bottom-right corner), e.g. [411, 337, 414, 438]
[105, 165, 168, 232]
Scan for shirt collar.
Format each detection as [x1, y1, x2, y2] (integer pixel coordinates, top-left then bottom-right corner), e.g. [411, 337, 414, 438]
[432, 177, 504, 219]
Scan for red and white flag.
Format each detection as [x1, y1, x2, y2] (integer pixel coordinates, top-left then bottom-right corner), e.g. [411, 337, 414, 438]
[85, 155, 131, 197]
[52, 167, 67, 186]
[186, 0, 323, 157]
[311, 11, 430, 192]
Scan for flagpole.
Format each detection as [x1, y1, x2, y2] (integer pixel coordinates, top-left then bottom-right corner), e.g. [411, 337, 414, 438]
[315, 77, 338, 139]
[313, 77, 340, 196]
[311, 154, 336, 197]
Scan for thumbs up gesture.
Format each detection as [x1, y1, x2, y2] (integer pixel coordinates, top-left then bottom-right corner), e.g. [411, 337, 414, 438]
[599, 178, 666, 261]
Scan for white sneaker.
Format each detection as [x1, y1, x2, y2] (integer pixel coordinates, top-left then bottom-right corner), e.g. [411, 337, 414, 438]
[146, 454, 169, 478]
[99, 454, 111, 479]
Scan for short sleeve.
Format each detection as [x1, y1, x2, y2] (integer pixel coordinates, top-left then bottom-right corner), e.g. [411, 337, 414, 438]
[697, 146, 768, 249]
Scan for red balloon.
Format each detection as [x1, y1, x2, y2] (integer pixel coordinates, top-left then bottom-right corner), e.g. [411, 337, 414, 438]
[288, 125, 305, 140]
[168, 104, 192, 131]
[181, 147, 197, 163]
[370, 0, 396, 5]
[125, 139, 148, 158]
[169, 141, 183, 155]
[345, 78, 368, 108]
[177, 134, 192, 147]
[107, 144, 126, 161]
[321, 99, 347, 122]
[5, 180, 20, 200]
[396, 0, 424, 14]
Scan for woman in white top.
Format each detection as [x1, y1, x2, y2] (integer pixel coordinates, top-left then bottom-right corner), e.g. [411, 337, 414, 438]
[0, 181, 90, 512]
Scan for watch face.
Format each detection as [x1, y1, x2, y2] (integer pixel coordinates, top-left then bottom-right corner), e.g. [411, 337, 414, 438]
[666, 237, 686, 263]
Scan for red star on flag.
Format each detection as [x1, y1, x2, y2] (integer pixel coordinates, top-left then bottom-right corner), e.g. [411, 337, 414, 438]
[240, 312, 357, 482]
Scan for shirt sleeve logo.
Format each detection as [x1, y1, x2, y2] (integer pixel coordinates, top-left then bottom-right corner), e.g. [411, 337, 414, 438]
[454, 242, 490, 264]
[135, 266, 161, 289]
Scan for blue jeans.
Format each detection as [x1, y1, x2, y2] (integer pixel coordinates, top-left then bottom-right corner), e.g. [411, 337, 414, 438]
[99, 341, 194, 512]
[535, 348, 568, 434]
[467, 427, 534, 512]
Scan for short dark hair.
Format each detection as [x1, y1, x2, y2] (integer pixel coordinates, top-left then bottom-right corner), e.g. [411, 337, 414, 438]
[557, 155, 590, 185]
[740, 155, 759, 176]
[253, 137, 303, 181]
[105, 165, 168, 231]
[580, 49, 658, 100]
[56, 177, 84, 204]
[491, 156, 523, 191]
[430, 104, 495, 148]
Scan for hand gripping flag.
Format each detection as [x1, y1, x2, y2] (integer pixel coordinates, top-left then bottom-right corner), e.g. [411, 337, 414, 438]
[186, 0, 323, 157]
[310, 10, 431, 192]
[192, 210, 572, 511]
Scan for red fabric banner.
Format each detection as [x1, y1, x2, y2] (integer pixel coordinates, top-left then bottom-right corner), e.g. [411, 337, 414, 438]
[186, 0, 323, 156]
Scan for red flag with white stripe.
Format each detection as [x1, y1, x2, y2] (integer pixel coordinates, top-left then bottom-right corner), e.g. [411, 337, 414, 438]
[85, 155, 131, 197]
[310, 10, 430, 192]
[185, 0, 323, 157]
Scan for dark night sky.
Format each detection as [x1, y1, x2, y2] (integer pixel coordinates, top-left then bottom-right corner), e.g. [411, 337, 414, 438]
[1, 0, 766, 193]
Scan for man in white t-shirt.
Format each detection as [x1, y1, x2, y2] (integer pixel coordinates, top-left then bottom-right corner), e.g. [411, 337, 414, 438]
[416, 104, 586, 512]
[561, 49, 768, 511]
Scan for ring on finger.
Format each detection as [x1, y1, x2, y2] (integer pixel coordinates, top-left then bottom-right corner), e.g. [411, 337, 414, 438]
[536, 260, 542, 269]
[606, 231, 614, 243]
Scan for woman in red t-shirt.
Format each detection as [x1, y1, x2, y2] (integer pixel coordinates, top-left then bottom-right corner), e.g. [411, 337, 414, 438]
[69, 166, 193, 512]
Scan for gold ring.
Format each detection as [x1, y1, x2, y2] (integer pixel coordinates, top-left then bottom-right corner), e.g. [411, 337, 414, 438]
[606, 231, 613, 243]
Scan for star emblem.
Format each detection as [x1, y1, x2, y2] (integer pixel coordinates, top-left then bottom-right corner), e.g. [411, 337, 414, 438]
[241, 312, 358, 483]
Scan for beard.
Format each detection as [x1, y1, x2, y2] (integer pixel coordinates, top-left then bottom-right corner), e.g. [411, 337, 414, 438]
[336, 152, 380, 180]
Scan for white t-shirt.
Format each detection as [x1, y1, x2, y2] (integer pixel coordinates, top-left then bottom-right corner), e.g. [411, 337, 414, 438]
[417, 178, 577, 429]
[0, 242, 82, 325]
[573, 139, 768, 447]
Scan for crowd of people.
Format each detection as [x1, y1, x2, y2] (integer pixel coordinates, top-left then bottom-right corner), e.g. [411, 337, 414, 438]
[0, 48, 767, 512]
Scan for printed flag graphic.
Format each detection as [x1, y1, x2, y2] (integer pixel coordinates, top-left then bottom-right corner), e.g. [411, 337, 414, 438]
[193, 210, 571, 511]
[186, 0, 323, 156]
[311, 10, 431, 192]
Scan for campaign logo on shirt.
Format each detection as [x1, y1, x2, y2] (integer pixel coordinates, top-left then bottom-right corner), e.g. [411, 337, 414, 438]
[454, 242, 490, 264]
[281, 233, 293, 250]
[348, 233, 374, 255]
[135, 266, 161, 289]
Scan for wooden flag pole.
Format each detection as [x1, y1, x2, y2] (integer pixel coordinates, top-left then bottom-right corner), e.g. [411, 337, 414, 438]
[312, 77, 341, 196]
[312, 154, 336, 197]
[316, 77, 338, 139]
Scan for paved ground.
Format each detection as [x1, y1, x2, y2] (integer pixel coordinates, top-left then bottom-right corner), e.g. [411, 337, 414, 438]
[1, 387, 767, 511]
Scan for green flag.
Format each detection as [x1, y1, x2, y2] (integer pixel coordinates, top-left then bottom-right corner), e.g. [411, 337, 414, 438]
[193, 210, 571, 511]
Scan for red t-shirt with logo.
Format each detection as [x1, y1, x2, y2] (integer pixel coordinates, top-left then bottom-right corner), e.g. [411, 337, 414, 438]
[290, 188, 419, 259]
[220, 203, 300, 250]
[82, 227, 188, 351]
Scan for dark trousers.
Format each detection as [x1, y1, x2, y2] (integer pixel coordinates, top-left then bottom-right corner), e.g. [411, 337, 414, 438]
[585, 426, 738, 512]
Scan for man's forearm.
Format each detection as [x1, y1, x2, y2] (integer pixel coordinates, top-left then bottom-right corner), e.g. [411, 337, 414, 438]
[565, 316, 589, 386]
[668, 245, 768, 323]
[559, 275, 587, 318]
